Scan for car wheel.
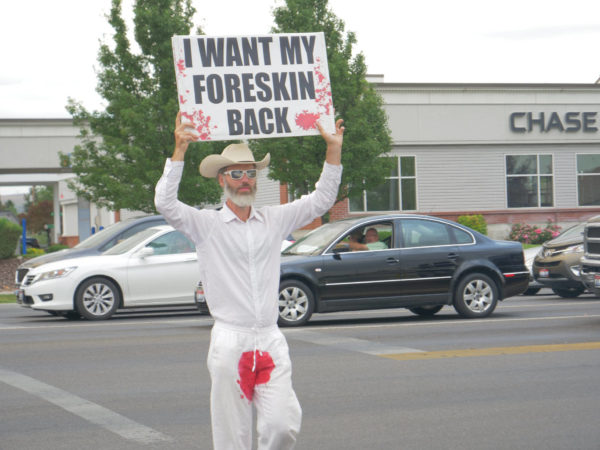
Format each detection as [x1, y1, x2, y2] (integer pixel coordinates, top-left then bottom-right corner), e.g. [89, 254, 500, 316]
[409, 305, 443, 316]
[75, 277, 120, 320]
[278, 280, 314, 327]
[453, 273, 498, 318]
[523, 287, 541, 296]
[552, 286, 585, 298]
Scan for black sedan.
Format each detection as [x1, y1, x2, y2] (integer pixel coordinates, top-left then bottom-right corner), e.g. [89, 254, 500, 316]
[278, 215, 528, 326]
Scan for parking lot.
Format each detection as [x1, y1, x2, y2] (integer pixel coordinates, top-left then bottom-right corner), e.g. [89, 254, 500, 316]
[1, 292, 599, 450]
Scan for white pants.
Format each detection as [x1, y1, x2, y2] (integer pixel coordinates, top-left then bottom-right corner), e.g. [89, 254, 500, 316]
[207, 322, 302, 450]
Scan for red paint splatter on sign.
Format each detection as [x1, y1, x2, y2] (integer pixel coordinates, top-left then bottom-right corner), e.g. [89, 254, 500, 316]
[313, 57, 333, 115]
[237, 350, 275, 401]
[179, 95, 187, 105]
[177, 59, 187, 77]
[181, 110, 216, 141]
[295, 111, 321, 130]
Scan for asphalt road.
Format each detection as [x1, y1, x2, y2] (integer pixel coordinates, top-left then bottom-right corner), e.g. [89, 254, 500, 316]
[1, 291, 599, 450]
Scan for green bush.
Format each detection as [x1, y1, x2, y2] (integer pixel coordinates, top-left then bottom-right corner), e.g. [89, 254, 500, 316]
[0, 218, 22, 259]
[26, 247, 45, 257]
[47, 244, 70, 253]
[457, 214, 487, 235]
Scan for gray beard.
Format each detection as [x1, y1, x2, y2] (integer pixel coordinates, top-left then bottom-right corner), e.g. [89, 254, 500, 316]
[224, 182, 256, 207]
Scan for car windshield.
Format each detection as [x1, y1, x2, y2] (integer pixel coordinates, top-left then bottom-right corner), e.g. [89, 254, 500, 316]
[102, 228, 160, 255]
[73, 220, 134, 249]
[282, 221, 354, 256]
[554, 222, 586, 241]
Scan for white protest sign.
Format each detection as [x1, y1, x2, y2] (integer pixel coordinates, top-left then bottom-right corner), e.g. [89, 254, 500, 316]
[172, 32, 334, 141]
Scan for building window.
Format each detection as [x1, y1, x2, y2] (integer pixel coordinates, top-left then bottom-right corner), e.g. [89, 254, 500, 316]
[349, 156, 416, 212]
[506, 154, 553, 208]
[577, 154, 600, 206]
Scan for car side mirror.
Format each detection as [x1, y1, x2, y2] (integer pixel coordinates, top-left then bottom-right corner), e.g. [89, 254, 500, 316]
[137, 247, 154, 258]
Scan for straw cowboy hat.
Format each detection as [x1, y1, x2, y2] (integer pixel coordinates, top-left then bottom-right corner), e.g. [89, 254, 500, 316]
[199, 143, 270, 178]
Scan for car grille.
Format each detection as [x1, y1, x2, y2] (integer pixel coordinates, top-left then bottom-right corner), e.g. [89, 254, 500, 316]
[16, 268, 29, 283]
[22, 275, 36, 286]
[588, 242, 600, 256]
[535, 261, 560, 267]
[587, 227, 600, 239]
[23, 296, 34, 305]
[582, 264, 600, 274]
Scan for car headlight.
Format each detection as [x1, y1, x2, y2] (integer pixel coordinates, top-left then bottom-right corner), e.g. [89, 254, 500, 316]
[564, 244, 583, 254]
[34, 267, 77, 283]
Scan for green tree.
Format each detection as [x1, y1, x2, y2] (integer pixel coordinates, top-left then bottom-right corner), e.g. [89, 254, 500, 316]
[65, 0, 225, 213]
[24, 186, 53, 209]
[0, 199, 17, 216]
[23, 200, 53, 234]
[20, 187, 53, 234]
[250, 0, 392, 201]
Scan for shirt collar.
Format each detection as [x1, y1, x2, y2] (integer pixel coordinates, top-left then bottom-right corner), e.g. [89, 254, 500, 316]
[219, 203, 265, 223]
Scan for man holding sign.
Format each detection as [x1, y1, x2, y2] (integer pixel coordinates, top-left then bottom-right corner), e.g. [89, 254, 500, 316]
[155, 110, 344, 449]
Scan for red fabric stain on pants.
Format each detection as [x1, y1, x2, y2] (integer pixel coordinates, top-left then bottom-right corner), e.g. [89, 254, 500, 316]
[237, 350, 275, 401]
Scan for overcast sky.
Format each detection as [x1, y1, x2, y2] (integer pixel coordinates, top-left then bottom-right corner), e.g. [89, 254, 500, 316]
[1, 0, 600, 193]
[2, 0, 599, 119]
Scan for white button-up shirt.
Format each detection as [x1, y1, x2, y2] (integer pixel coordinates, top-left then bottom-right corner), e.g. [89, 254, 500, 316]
[155, 159, 342, 328]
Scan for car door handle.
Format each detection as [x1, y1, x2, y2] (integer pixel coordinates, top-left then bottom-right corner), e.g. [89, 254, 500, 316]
[447, 253, 458, 260]
[386, 257, 400, 264]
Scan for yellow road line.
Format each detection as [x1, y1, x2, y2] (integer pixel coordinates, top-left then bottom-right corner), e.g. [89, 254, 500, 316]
[380, 341, 600, 361]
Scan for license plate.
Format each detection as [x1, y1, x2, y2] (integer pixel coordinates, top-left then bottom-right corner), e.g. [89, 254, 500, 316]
[16, 289, 24, 304]
[595, 274, 600, 288]
[195, 284, 205, 303]
[539, 268, 549, 278]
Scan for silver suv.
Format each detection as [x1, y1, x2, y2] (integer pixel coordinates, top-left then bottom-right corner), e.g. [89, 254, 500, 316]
[532, 222, 588, 298]
[579, 217, 600, 297]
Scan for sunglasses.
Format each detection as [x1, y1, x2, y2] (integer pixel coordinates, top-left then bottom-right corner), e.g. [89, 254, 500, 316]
[222, 169, 257, 180]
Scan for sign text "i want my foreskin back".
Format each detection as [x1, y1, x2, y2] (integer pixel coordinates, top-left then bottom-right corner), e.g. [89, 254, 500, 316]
[172, 33, 334, 141]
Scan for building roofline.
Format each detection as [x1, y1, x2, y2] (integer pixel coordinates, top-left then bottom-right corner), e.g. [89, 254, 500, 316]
[374, 82, 600, 90]
[0, 117, 74, 124]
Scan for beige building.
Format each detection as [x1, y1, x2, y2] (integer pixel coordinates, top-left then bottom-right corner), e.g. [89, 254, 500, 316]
[2, 81, 600, 243]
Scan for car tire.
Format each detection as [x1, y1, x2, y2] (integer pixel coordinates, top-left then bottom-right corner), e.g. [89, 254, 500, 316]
[75, 277, 121, 320]
[409, 305, 443, 316]
[552, 286, 585, 298]
[523, 287, 541, 296]
[278, 279, 314, 327]
[453, 273, 498, 318]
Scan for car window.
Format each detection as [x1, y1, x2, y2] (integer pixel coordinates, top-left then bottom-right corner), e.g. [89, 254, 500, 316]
[103, 228, 160, 255]
[74, 220, 132, 249]
[147, 231, 195, 255]
[284, 220, 353, 255]
[99, 219, 167, 251]
[335, 222, 394, 252]
[557, 222, 585, 239]
[401, 219, 452, 248]
[451, 227, 474, 244]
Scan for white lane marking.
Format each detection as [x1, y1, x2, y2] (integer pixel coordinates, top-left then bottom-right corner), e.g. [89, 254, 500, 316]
[284, 329, 424, 355]
[303, 313, 600, 332]
[0, 367, 172, 444]
[0, 317, 209, 331]
[284, 313, 600, 355]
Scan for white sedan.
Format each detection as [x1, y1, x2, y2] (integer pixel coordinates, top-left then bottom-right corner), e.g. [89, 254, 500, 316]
[18, 225, 199, 320]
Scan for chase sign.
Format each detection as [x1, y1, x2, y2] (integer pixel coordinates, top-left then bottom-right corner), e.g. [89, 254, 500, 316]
[509, 111, 598, 133]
